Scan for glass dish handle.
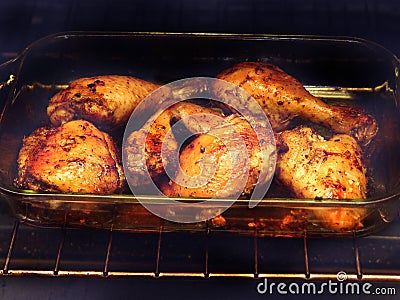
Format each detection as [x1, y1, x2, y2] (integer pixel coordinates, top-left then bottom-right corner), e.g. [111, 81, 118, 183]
[0, 59, 18, 111]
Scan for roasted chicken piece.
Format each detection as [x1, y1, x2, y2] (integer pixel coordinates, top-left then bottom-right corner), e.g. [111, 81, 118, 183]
[276, 126, 367, 199]
[124, 101, 224, 189]
[160, 113, 275, 198]
[276, 126, 367, 230]
[15, 120, 125, 194]
[215, 62, 378, 145]
[47, 75, 160, 130]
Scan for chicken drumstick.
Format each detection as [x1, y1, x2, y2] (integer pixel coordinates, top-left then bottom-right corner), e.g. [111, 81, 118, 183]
[215, 62, 378, 145]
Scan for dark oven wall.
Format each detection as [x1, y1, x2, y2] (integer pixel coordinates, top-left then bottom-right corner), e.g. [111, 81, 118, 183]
[1, 0, 400, 64]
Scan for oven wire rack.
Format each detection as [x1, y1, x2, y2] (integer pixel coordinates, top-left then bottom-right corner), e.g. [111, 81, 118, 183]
[0, 215, 399, 281]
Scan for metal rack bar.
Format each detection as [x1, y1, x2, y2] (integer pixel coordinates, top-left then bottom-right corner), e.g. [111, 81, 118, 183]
[53, 229, 65, 276]
[253, 228, 258, 278]
[353, 233, 362, 280]
[303, 235, 310, 279]
[2, 221, 19, 274]
[1, 269, 399, 281]
[204, 222, 210, 278]
[103, 228, 113, 277]
[154, 220, 164, 277]
[53, 212, 68, 276]
[103, 205, 117, 277]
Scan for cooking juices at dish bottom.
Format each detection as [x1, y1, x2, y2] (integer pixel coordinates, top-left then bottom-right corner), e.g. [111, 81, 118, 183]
[0, 33, 399, 237]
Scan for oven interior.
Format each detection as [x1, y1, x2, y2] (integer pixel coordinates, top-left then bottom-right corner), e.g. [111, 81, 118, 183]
[0, 33, 398, 281]
[0, 0, 399, 298]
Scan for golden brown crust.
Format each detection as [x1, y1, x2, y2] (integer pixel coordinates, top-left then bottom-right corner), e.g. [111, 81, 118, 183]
[124, 101, 225, 188]
[47, 75, 160, 129]
[275, 126, 367, 230]
[160, 114, 275, 198]
[276, 126, 367, 199]
[216, 62, 378, 145]
[16, 120, 125, 194]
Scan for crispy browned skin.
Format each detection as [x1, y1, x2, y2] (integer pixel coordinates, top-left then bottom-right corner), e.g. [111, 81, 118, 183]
[160, 114, 275, 198]
[276, 126, 367, 230]
[47, 75, 160, 129]
[124, 101, 224, 188]
[15, 120, 125, 194]
[276, 126, 367, 199]
[216, 62, 378, 145]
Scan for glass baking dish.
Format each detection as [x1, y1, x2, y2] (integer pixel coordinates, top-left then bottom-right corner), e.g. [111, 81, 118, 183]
[0, 32, 399, 237]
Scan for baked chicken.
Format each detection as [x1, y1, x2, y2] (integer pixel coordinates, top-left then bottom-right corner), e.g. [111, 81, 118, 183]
[276, 126, 367, 229]
[160, 113, 275, 198]
[15, 120, 125, 194]
[123, 101, 226, 189]
[47, 75, 160, 130]
[215, 62, 378, 145]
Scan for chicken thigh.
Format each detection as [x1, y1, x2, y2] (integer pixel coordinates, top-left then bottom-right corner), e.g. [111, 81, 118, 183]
[160, 114, 275, 198]
[276, 126, 367, 229]
[15, 120, 125, 194]
[276, 126, 367, 199]
[123, 101, 224, 188]
[215, 62, 378, 145]
[47, 75, 160, 130]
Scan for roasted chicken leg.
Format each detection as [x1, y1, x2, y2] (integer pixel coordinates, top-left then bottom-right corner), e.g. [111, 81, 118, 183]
[47, 75, 160, 130]
[276, 126, 367, 229]
[215, 62, 378, 145]
[124, 101, 225, 188]
[160, 113, 275, 198]
[15, 120, 125, 194]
